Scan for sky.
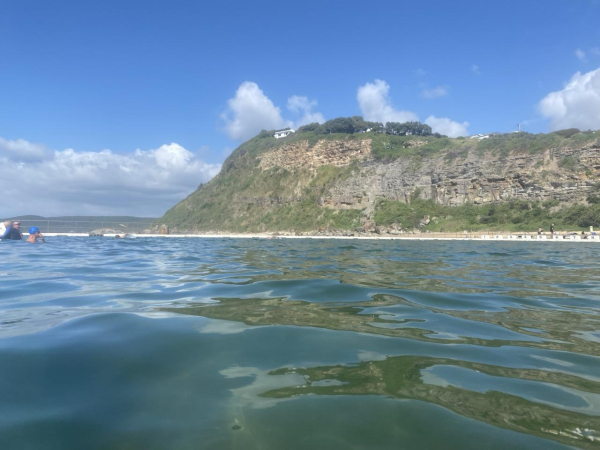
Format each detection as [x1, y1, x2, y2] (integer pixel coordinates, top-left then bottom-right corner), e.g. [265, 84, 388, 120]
[1, 0, 599, 218]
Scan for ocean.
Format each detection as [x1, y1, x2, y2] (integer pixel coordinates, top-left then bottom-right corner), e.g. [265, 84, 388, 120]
[0, 237, 598, 449]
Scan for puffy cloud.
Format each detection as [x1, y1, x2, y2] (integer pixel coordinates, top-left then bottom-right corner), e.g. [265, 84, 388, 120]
[221, 82, 291, 141]
[286, 95, 315, 113]
[357, 79, 468, 136]
[286, 95, 325, 127]
[420, 85, 448, 99]
[357, 79, 418, 124]
[0, 137, 51, 162]
[538, 68, 600, 131]
[575, 48, 587, 62]
[471, 64, 481, 76]
[425, 116, 469, 137]
[0, 139, 221, 217]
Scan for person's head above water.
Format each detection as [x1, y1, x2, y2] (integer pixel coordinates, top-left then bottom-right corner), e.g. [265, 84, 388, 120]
[29, 226, 40, 235]
[3, 220, 10, 227]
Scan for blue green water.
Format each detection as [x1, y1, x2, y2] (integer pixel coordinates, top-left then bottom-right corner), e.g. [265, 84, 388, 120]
[1, 237, 599, 449]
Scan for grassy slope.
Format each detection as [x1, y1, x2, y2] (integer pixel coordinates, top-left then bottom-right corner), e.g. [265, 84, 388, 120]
[374, 197, 600, 232]
[161, 134, 363, 232]
[162, 130, 600, 232]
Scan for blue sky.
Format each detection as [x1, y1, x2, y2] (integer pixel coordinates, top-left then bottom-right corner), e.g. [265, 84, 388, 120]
[1, 0, 599, 217]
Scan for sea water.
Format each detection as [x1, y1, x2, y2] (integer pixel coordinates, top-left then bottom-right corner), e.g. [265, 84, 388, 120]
[0, 237, 599, 449]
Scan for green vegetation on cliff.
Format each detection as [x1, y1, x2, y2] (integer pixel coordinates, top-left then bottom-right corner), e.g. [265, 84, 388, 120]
[252, 119, 598, 162]
[374, 197, 600, 232]
[162, 138, 362, 232]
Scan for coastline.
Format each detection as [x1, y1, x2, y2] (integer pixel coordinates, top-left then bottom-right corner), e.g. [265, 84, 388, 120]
[39, 232, 600, 242]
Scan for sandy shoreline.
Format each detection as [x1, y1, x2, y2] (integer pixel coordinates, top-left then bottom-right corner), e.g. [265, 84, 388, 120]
[40, 232, 600, 242]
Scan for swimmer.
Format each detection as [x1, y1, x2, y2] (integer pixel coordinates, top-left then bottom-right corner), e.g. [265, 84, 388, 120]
[26, 227, 45, 243]
[0, 220, 10, 236]
[1, 221, 23, 240]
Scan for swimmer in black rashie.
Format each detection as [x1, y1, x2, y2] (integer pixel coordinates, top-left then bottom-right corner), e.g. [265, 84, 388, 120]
[1, 221, 23, 240]
[550, 223, 555, 235]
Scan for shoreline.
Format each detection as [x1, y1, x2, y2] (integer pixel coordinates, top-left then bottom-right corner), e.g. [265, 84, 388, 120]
[39, 232, 600, 242]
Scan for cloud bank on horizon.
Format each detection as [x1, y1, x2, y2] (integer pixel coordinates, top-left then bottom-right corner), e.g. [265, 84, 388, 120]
[0, 139, 221, 218]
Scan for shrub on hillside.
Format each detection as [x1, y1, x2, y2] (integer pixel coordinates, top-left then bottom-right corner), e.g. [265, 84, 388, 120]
[317, 117, 357, 134]
[558, 156, 578, 171]
[300, 116, 433, 137]
[385, 121, 432, 136]
[553, 128, 580, 138]
[477, 132, 562, 155]
[587, 182, 600, 204]
[257, 129, 274, 138]
[297, 123, 321, 133]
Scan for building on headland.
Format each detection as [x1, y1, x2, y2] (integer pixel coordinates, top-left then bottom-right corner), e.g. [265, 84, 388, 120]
[273, 128, 295, 139]
[469, 132, 506, 140]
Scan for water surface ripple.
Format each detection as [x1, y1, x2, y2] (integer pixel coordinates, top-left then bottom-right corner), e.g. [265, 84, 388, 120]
[1, 237, 599, 449]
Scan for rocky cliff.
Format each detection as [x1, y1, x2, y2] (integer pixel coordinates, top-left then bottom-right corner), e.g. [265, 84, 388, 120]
[324, 143, 600, 213]
[161, 130, 600, 233]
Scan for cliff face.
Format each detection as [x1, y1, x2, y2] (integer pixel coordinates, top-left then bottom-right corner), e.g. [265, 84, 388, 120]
[161, 131, 600, 232]
[324, 144, 600, 212]
[259, 139, 372, 170]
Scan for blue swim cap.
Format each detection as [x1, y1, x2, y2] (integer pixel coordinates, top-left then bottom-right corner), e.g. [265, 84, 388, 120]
[29, 226, 39, 235]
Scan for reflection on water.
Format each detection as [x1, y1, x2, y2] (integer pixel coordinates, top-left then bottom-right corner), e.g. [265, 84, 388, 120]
[162, 293, 600, 356]
[263, 355, 600, 449]
[0, 237, 599, 449]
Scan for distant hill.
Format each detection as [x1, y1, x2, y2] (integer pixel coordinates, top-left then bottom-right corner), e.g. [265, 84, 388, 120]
[5, 215, 156, 222]
[1, 215, 158, 234]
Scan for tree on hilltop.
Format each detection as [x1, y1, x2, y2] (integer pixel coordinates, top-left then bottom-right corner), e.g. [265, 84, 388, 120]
[385, 121, 432, 136]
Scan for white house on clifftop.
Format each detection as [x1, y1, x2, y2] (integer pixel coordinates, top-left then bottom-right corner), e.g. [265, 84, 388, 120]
[273, 128, 295, 139]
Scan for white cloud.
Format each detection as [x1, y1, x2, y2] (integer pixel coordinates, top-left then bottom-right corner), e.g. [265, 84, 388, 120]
[575, 48, 587, 62]
[471, 64, 481, 76]
[286, 95, 316, 113]
[221, 82, 327, 139]
[0, 139, 221, 217]
[286, 95, 325, 127]
[420, 85, 448, 99]
[0, 137, 51, 162]
[538, 68, 600, 131]
[357, 79, 418, 124]
[221, 82, 291, 141]
[357, 79, 468, 136]
[425, 115, 469, 137]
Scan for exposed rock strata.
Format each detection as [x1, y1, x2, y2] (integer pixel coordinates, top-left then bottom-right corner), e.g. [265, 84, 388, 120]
[259, 139, 371, 170]
[318, 143, 600, 211]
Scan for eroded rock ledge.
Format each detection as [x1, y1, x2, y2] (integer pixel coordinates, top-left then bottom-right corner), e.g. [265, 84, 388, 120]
[259, 139, 371, 170]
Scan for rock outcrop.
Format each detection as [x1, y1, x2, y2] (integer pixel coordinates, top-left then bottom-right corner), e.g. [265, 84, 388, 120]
[259, 139, 371, 170]
[314, 142, 600, 212]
